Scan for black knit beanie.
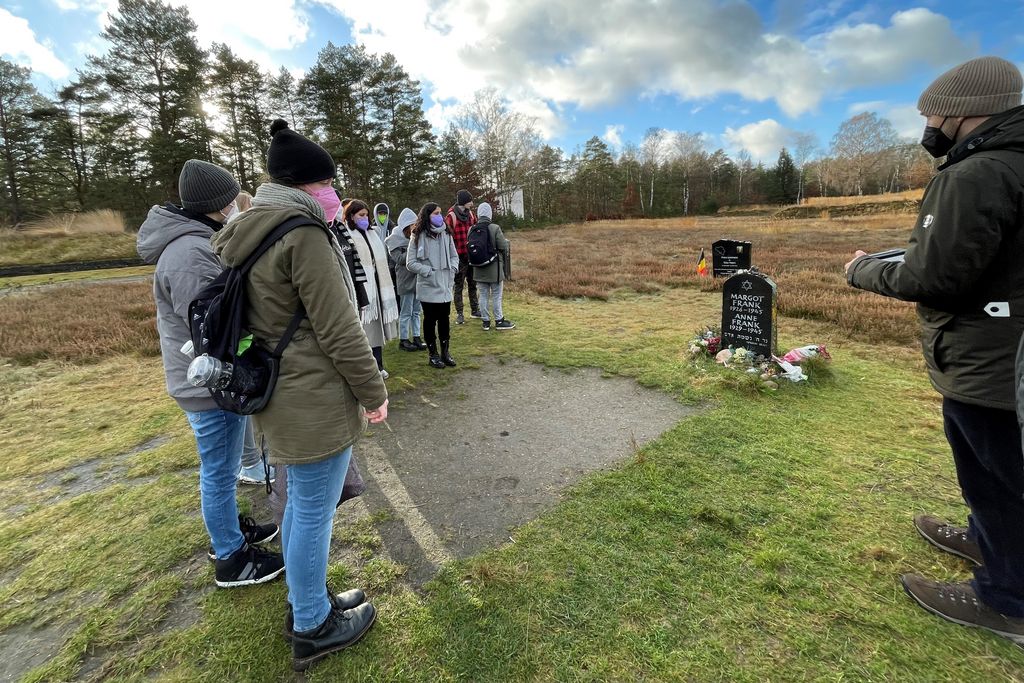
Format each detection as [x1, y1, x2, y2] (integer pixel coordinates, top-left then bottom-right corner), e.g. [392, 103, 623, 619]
[178, 159, 240, 214]
[266, 119, 337, 184]
[456, 189, 473, 206]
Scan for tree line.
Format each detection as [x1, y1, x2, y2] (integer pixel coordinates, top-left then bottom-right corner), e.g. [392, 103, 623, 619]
[0, 0, 937, 229]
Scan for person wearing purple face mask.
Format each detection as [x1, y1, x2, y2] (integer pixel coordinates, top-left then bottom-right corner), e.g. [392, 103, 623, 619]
[212, 119, 385, 671]
[407, 202, 459, 368]
[342, 199, 399, 379]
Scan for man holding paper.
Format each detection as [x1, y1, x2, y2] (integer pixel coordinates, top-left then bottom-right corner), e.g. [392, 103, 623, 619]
[845, 56, 1024, 644]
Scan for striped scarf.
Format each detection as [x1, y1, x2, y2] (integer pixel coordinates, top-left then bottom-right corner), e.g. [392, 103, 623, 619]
[329, 220, 369, 294]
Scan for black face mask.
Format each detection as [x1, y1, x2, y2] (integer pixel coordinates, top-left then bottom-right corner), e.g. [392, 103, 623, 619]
[921, 126, 956, 158]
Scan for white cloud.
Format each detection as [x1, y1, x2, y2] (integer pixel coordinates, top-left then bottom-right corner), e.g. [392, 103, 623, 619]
[602, 124, 624, 148]
[0, 8, 70, 79]
[723, 119, 797, 162]
[311, 0, 974, 140]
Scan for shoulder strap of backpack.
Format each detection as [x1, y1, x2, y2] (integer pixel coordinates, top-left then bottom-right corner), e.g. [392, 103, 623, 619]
[239, 215, 320, 357]
[271, 305, 306, 358]
[239, 216, 321, 274]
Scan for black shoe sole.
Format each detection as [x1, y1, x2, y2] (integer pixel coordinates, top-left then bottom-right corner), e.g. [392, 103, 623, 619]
[914, 522, 981, 566]
[292, 609, 377, 671]
[900, 576, 1024, 645]
[215, 564, 285, 588]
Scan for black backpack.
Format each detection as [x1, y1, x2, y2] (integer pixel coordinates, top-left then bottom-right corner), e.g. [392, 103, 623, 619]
[467, 222, 497, 267]
[187, 216, 312, 415]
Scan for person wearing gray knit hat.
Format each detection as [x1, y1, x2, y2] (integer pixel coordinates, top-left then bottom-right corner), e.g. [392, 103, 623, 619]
[136, 157, 283, 591]
[844, 55, 1024, 645]
[179, 159, 242, 215]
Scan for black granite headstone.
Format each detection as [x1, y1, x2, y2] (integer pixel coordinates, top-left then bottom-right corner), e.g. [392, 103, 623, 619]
[720, 270, 777, 359]
[712, 239, 752, 277]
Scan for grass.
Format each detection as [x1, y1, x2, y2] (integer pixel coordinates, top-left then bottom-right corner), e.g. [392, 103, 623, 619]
[19, 209, 127, 236]
[510, 214, 921, 345]
[0, 230, 138, 267]
[2, 281, 1022, 681]
[2, 215, 1021, 681]
[804, 189, 924, 206]
[0, 265, 154, 290]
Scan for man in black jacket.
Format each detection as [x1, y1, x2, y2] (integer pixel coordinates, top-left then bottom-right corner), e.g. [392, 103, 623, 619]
[846, 56, 1024, 643]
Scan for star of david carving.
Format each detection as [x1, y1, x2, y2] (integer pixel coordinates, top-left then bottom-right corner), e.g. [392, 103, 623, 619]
[742, 280, 753, 290]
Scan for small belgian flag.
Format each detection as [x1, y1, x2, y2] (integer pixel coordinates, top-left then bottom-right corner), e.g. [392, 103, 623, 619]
[696, 248, 709, 277]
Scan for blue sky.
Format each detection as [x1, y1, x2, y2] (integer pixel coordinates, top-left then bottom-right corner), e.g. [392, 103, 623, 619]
[3, 0, 1023, 162]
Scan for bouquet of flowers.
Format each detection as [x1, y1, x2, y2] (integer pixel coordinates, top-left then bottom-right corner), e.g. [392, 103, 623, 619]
[687, 327, 722, 357]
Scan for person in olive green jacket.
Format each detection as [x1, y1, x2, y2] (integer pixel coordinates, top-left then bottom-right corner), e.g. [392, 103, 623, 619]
[845, 57, 1024, 644]
[212, 119, 384, 671]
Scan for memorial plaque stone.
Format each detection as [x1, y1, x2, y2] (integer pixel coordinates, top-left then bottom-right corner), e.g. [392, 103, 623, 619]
[721, 270, 777, 359]
[712, 239, 752, 277]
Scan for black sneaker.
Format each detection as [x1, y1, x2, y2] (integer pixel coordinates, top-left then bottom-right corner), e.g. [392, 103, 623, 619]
[412, 336, 428, 350]
[482, 320, 491, 331]
[455, 312, 465, 325]
[284, 588, 366, 641]
[208, 515, 279, 560]
[292, 602, 377, 671]
[214, 543, 285, 588]
[470, 310, 483, 319]
[399, 339, 419, 352]
[494, 318, 516, 331]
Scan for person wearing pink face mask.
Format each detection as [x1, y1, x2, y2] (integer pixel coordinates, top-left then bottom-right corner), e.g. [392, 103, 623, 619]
[340, 199, 399, 379]
[212, 119, 385, 671]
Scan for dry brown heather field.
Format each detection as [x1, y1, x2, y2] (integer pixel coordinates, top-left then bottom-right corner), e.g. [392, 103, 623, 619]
[0, 210, 920, 365]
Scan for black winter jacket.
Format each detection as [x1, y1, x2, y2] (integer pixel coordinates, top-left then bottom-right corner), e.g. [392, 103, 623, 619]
[848, 106, 1024, 410]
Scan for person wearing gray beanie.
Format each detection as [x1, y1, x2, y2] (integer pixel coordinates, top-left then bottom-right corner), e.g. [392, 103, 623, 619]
[179, 159, 242, 215]
[844, 55, 1024, 644]
[136, 159, 284, 590]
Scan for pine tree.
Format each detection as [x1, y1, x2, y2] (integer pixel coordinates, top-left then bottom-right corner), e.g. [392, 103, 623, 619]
[0, 58, 44, 224]
[91, 0, 211, 203]
[209, 44, 270, 190]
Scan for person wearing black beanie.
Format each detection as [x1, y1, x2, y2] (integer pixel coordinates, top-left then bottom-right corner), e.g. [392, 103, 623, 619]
[210, 118, 384, 671]
[267, 119, 337, 184]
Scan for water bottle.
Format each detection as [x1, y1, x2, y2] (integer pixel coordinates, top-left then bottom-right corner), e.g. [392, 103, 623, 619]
[187, 355, 233, 389]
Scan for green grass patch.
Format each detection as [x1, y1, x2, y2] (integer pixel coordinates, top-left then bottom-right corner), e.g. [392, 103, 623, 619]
[0, 232, 138, 267]
[0, 266, 154, 290]
[2, 287, 1022, 681]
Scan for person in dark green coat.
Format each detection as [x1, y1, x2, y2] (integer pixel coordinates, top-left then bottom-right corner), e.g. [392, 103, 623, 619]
[845, 56, 1024, 644]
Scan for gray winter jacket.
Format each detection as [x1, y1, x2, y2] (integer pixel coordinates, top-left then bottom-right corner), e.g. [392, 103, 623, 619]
[1018, 334, 1024, 446]
[136, 204, 223, 412]
[384, 228, 416, 296]
[470, 218, 511, 284]
[406, 230, 458, 303]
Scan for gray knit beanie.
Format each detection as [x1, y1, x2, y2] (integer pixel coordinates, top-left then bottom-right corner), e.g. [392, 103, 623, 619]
[178, 159, 241, 214]
[918, 56, 1023, 117]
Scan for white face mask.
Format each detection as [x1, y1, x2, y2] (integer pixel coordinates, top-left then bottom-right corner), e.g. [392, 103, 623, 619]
[220, 202, 239, 222]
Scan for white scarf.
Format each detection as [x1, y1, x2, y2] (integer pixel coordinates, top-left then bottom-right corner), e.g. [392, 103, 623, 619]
[351, 227, 399, 339]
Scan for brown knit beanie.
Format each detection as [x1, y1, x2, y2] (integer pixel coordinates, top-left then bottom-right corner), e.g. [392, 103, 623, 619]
[918, 56, 1022, 117]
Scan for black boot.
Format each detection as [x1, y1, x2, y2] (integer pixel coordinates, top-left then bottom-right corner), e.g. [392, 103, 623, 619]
[399, 339, 418, 352]
[441, 340, 457, 367]
[427, 342, 445, 369]
[291, 602, 376, 671]
[284, 587, 367, 642]
[412, 336, 428, 350]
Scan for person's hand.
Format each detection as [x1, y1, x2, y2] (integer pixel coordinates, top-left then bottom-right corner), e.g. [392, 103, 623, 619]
[844, 250, 868, 274]
[365, 399, 389, 424]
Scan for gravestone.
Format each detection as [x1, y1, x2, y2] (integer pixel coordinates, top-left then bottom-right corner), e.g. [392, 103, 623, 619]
[720, 270, 777, 359]
[712, 239, 752, 277]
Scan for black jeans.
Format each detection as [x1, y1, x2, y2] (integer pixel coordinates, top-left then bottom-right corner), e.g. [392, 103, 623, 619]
[943, 397, 1024, 617]
[421, 301, 451, 346]
[453, 255, 478, 315]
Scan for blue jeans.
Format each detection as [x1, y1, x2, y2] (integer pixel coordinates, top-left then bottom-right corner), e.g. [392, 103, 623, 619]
[184, 409, 246, 560]
[477, 281, 504, 322]
[281, 447, 352, 632]
[399, 293, 422, 340]
[241, 417, 261, 468]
